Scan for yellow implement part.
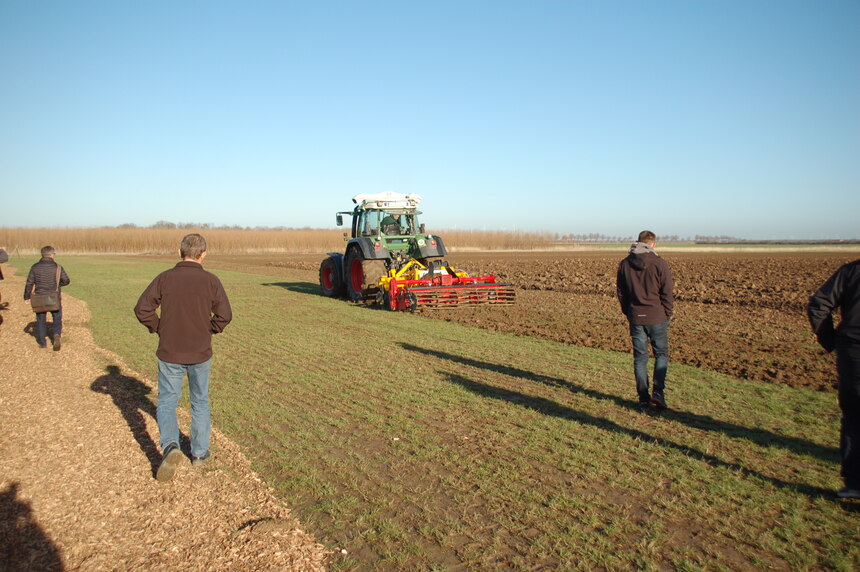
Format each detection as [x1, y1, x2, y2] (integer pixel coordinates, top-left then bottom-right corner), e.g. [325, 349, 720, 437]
[378, 259, 470, 292]
[378, 259, 426, 291]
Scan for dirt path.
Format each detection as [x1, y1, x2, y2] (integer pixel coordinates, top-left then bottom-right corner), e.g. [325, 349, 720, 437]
[0, 269, 328, 570]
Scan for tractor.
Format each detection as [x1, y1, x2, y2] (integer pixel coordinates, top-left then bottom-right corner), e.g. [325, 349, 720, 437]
[319, 192, 515, 311]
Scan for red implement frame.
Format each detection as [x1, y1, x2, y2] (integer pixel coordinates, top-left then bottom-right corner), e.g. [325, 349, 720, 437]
[387, 273, 515, 311]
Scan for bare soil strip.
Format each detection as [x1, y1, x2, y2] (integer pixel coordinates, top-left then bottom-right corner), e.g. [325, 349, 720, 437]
[0, 269, 328, 570]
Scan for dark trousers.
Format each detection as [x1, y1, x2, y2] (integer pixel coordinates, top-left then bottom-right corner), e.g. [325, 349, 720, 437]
[837, 343, 860, 488]
[630, 321, 669, 403]
[35, 308, 62, 346]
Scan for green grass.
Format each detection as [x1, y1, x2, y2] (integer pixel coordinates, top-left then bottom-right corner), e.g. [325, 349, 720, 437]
[52, 255, 860, 570]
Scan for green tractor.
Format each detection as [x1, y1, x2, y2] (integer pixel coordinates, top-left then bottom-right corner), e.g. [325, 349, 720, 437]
[319, 192, 515, 311]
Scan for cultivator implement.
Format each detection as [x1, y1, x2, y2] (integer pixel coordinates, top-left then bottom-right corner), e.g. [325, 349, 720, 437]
[378, 260, 516, 311]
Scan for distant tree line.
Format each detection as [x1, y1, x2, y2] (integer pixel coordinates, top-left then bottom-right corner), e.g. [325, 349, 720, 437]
[556, 233, 686, 243]
[116, 221, 318, 231]
[693, 235, 744, 243]
[694, 236, 859, 244]
[109, 225, 857, 244]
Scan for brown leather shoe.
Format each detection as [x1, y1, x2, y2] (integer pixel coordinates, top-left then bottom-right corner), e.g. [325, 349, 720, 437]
[52, 334, 61, 351]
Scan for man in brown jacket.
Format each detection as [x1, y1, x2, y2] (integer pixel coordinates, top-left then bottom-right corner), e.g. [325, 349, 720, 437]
[617, 230, 674, 412]
[134, 234, 232, 481]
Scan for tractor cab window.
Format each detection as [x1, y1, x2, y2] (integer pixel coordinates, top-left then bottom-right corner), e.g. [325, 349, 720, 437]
[358, 209, 419, 237]
[381, 213, 404, 235]
[381, 212, 417, 235]
[358, 210, 383, 237]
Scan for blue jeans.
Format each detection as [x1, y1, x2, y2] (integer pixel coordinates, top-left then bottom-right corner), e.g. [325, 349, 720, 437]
[630, 321, 669, 402]
[157, 358, 211, 458]
[35, 308, 62, 346]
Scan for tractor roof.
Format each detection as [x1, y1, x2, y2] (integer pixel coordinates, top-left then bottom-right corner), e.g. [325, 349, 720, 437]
[352, 192, 422, 211]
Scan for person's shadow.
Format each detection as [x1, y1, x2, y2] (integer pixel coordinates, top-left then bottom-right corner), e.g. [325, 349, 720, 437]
[24, 321, 55, 344]
[0, 482, 64, 570]
[90, 365, 188, 477]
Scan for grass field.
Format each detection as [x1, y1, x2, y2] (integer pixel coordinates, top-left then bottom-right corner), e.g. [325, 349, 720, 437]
[34, 255, 859, 570]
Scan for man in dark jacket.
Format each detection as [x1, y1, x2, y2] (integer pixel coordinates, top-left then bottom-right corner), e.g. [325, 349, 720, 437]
[134, 234, 232, 482]
[808, 259, 860, 499]
[24, 246, 71, 350]
[617, 230, 674, 411]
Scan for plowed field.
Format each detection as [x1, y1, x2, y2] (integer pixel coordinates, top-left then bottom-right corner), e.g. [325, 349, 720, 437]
[212, 249, 859, 393]
[433, 250, 858, 392]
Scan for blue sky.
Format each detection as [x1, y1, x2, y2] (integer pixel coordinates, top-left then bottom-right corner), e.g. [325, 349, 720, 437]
[1, 0, 857, 239]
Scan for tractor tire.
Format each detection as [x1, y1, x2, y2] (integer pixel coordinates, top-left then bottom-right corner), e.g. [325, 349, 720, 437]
[345, 249, 387, 302]
[345, 249, 365, 301]
[319, 257, 344, 298]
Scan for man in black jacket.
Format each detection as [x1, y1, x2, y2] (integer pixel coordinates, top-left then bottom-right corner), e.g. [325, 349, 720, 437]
[617, 230, 674, 411]
[24, 246, 71, 350]
[808, 259, 860, 499]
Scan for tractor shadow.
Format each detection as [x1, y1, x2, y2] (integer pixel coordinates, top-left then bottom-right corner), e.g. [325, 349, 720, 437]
[262, 281, 321, 296]
[399, 343, 838, 465]
[90, 365, 189, 477]
[263, 281, 387, 311]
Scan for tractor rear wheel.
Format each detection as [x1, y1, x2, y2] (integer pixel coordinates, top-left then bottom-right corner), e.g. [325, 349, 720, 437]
[319, 257, 344, 297]
[345, 249, 387, 302]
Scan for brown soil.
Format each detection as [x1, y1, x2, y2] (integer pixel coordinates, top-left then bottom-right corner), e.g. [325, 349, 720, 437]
[0, 268, 329, 570]
[213, 249, 857, 392]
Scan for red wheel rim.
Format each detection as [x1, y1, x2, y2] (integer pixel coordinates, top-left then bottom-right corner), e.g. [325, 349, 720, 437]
[350, 258, 363, 293]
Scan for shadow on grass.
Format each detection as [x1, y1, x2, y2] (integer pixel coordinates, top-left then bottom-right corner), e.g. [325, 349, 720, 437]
[261, 281, 321, 296]
[840, 501, 860, 514]
[90, 365, 185, 477]
[399, 343, 838, 464]
[442, 370, 833, 499]
[0, 482, 63, 571]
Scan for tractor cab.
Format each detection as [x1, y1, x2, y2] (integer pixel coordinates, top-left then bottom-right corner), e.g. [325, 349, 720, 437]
[336, 192, 431, 262]
[354, 208, 421, 238]
[337, 192, 425, 239]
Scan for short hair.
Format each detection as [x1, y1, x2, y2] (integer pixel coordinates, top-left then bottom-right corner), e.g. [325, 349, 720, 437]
[40, 245, 56, 257]
[637, 230, 656, 244]
[180, 233, 207, 259]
